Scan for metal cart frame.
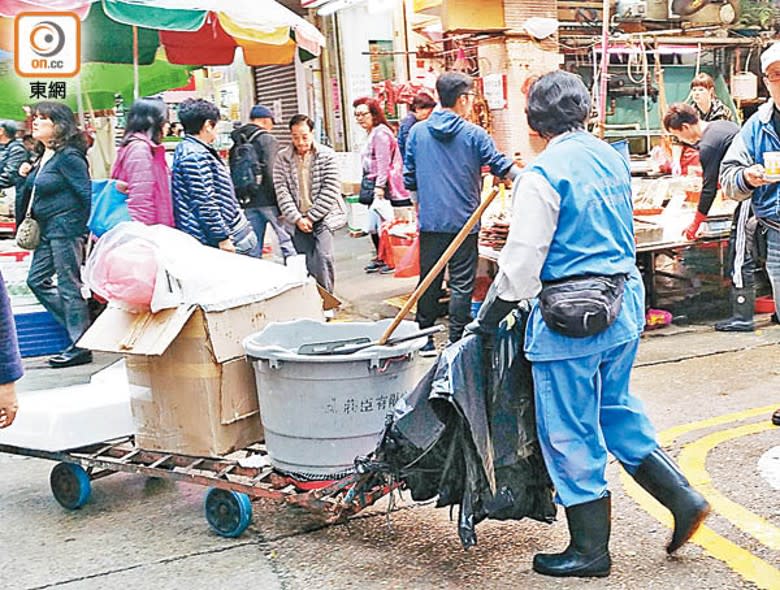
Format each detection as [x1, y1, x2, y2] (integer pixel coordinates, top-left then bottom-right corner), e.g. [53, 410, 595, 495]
[0, 436, 391, 538]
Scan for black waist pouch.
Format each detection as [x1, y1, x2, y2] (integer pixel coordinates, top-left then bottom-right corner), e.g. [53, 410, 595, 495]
[538, 274, 627, 338]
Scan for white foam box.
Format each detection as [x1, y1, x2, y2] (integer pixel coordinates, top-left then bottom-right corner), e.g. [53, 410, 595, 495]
[0, 361, 134, 451]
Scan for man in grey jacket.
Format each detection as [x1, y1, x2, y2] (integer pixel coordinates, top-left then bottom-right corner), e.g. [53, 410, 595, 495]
[274, 114, 344, 293]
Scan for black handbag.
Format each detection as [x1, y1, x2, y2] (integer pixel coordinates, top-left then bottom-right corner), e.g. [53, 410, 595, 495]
[358, 176, 375, 206]
[538, 274, 626, 338]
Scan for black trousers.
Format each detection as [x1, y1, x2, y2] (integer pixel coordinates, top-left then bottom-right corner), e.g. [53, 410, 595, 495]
[416, 231, 478, 342]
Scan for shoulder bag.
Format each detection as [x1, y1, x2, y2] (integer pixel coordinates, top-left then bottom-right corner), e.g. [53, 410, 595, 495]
[16, 187, 40, 250]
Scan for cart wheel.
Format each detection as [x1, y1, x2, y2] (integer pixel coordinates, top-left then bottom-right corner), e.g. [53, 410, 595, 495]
[50, 463, 92, 510]
[204, 488, 252, 538]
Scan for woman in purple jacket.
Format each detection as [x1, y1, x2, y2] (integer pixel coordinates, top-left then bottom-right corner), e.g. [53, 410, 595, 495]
[111, 97, 174, 226]
[0, 272, 23, 428]
[353, 97, 409, 274]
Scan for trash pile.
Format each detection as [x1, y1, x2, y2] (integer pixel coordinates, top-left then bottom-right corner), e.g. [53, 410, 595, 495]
[356, 307, 556, 548]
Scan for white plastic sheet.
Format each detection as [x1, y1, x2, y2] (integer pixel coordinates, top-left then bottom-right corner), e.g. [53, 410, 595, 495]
[85, 222, 310, 313]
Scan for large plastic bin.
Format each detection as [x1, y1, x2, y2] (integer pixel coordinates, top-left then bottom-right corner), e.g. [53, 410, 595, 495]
[243, 319, 429, 479]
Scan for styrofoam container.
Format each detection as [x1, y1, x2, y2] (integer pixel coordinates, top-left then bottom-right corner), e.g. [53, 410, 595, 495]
[0, 360, 133, 451]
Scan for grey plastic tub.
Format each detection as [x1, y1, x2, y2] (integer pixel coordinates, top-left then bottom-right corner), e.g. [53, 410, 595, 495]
[243, 318, 429, 479]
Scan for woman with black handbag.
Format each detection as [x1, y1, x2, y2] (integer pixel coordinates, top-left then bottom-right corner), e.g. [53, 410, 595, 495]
[17, 102, 92, 368]
[353, 97, 409, 274]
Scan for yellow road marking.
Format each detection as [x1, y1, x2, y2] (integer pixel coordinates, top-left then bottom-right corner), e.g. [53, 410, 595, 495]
[678, 421, 780, 551]
[658, 404, 778, 446]
[621, 405, 780, 590]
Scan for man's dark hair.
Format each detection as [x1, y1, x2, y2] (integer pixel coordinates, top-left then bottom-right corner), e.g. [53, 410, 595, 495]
[123, 97, 168, 144]
[0, 120, 18, 139]
[289, 114, 314, 131]
[411, 92, 436, 111]
[436, 72, 473, 108]
[663, 103, 699, 131]
[178, 98, 220, 135]
[526, 70, 590, 139]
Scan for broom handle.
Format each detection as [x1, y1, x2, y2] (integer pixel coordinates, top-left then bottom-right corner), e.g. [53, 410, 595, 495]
[378, 187, 501, 345]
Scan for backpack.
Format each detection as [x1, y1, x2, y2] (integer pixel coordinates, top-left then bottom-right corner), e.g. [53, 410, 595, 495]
[230, 128, 265, 207]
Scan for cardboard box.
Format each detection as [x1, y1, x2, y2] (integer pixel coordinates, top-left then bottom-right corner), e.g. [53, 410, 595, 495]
[79, 282, 323, 457]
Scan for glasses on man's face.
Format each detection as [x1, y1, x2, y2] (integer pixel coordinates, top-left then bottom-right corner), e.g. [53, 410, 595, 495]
[354, 110, 370, 119]
[461, 92, 477, 99]
[765, 72, 780, 83]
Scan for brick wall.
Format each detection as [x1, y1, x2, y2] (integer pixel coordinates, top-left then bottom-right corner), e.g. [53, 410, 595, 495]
[478, 0, 561, 160]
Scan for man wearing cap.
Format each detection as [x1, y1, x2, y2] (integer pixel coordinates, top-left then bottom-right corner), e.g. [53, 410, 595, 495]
[721, 43, 780, 427]
[229, 105, 295, 260]
[721, 44, 780, 316]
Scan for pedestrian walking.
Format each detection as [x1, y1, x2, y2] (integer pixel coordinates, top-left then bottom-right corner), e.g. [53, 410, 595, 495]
[663, 103, 753, 331]
[721, 43, 780, 331]
[17, 102, 93, 368]
[397, 92, 436, 159]
[467, 71, 710, 578]
[689, 73, 733, 122]
[229, 104, 295, 260]
[0, 271, 22, 429]
[274, 114, 343, 293]
[353, 97, 409, 275]
[403, 72, 520, 354]
[0, 120, 30, 191]
[111, 96, 175, 226]
[171, 98, 259, 257]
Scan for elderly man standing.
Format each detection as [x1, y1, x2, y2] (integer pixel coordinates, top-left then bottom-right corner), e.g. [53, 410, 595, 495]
[404, 72, 521, 355]
[230, 104, 296, 260]
[721, 42, 780, 427]
[274, 114, 343, 293]
[467, 71, 710, 578]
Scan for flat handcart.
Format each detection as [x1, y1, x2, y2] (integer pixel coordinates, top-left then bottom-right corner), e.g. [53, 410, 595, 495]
[0, 436, 393, 538]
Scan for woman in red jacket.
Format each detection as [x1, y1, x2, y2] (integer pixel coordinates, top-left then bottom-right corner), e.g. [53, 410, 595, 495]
[111, 97, 174, 226]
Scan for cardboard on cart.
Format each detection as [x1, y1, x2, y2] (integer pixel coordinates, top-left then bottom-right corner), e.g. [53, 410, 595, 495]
[79, 281, 324, 457]
[0, 360, 133, 451]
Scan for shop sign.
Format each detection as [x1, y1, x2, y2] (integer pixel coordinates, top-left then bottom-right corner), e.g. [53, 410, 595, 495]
[482, 73, 507, 110]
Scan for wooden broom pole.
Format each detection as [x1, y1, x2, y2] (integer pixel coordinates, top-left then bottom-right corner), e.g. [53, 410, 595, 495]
[378, 187, 501, 345]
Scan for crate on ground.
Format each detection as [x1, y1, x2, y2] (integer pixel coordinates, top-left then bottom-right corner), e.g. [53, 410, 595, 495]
[14, 305, 70, 358]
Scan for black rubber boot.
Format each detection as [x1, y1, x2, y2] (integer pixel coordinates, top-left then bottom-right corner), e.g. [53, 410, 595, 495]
[715, 287, 754, 332]
[532, 494, 611, 578]
[632, 448, 711, 554]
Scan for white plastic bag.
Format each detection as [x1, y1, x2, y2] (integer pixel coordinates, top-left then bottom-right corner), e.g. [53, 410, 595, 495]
[369, 197, 394, 222]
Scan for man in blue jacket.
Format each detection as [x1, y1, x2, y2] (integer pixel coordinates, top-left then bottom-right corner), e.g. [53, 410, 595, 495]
[403, 72, 520, 354]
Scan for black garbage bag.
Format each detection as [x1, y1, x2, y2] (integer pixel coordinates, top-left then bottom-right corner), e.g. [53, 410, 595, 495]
[358, 307, 556, 549]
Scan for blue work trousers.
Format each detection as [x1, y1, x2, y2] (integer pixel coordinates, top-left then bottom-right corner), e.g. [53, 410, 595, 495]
[532, 338, 658, 507]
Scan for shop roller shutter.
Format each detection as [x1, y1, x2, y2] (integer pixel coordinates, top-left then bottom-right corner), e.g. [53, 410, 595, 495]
[253, 64, 299, 147]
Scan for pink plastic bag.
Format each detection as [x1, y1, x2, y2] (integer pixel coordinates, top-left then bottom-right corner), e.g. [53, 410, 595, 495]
[85, 224, 159, 311]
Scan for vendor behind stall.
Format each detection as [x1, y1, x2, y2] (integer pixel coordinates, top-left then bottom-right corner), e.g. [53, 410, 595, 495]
[467, 71, 710, 578]
[663, 103, 753, 331]
[689, 73, 733, 123]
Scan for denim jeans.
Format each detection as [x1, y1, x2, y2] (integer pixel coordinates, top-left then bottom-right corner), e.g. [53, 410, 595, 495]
[26, 235, 90, 347]
[245, 206, 296, 258]
[765, 226, 780, 310]
[232, 220, 261, 258]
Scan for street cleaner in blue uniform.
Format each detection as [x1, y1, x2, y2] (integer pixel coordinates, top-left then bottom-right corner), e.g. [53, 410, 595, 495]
[465, 71, 711, 578]
[719, 42, 780, 428]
